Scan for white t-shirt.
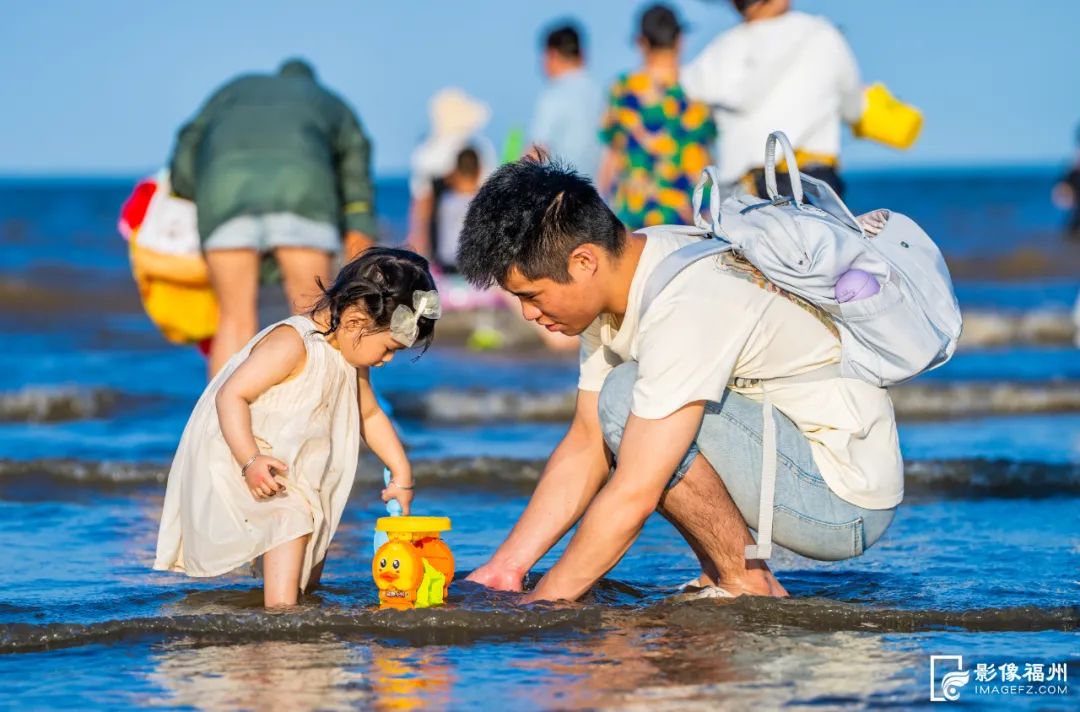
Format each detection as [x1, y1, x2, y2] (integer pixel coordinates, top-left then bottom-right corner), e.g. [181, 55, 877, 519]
[578, 227, 902, 510]
[681, 11, 864, 182]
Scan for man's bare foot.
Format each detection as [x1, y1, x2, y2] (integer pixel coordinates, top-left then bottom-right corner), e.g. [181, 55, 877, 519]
[767, 571, 789, 597]
[682, 573, 713, 590]
[693, 564, 788, 598]
[717, 577, 786, 597]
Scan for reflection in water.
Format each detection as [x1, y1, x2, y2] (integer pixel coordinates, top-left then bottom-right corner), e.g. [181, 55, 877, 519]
[368, 644, 454, 711]
[147, 637, 455, 711]
[509, 623, 918, 710]
[148, 638, 370, 711]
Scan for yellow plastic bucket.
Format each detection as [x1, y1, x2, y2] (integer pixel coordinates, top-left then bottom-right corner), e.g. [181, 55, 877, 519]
[852, 83, 923, 150]
[373, 516, 454, 609]
[129, 240, 218, 345]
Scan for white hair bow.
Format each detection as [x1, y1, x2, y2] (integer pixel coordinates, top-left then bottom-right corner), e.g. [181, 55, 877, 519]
[390, 290, 442, 347]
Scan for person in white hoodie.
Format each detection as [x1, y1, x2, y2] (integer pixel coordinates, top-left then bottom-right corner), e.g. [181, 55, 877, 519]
[681, 0, 863, 198]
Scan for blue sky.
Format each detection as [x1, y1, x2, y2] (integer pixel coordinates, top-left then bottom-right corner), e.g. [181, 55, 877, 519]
[1, 0, 1077, 175]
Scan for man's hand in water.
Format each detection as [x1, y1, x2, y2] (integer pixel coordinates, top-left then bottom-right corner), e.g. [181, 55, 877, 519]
[465, 562, 525, 592]
[523, 403, 705, 603]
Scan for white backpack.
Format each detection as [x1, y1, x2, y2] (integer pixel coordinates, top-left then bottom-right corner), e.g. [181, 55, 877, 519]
[643, 131, 962, 387]
[639, 131, 962, 560]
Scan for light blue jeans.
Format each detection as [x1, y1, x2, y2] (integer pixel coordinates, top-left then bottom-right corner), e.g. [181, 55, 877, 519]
[598, 363, 896, 561]
[204, 213, 339, 253]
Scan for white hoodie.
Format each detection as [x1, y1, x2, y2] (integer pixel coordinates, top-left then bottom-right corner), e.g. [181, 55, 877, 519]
[682, 11, 864, 182]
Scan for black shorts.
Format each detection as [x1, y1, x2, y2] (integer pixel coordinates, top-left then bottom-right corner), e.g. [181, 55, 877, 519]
[747, 164, 846, 201]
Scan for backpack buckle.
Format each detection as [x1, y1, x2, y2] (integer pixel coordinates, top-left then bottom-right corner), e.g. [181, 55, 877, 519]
[740, 196, 793, 215]
[740, 200, 772, 215]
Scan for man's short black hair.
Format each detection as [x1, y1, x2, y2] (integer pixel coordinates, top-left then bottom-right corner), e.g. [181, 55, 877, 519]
[456, 157, 625, 288]
[544, 22, 583, 60]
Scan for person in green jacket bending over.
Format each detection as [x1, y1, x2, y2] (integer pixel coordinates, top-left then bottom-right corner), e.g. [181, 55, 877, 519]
[170, 58, 377, 376]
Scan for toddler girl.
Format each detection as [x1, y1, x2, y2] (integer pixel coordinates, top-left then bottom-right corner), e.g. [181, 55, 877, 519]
[154, 248, 440, 607]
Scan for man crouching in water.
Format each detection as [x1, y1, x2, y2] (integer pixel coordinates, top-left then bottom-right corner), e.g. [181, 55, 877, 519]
[457, 158, 901, 602]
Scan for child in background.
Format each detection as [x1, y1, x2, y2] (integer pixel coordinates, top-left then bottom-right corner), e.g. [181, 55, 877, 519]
[1051, 124, 1080, 241]
[154, 248, 441, 607]
[432, 147, 483, 273]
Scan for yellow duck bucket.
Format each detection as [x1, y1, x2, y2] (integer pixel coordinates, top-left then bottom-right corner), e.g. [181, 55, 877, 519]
[372, 516, 454, 609]
[852, 82, 923, 151]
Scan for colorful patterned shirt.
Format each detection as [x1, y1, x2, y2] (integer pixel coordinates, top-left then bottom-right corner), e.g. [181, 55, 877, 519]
[599, 72, 716, 228]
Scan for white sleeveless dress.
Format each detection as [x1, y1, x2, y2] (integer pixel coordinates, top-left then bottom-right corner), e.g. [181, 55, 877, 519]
[154, 315, 360, 590]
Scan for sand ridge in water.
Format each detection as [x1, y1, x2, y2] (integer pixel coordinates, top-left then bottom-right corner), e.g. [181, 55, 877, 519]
[1, 589, 1075, 654]
[383, 380, 1080, 424]
[0, 386, 134, 423]
[2, 456, 1078, 496]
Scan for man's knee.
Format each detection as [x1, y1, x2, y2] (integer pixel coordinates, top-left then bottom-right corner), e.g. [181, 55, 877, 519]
[598, 362, 638, 451]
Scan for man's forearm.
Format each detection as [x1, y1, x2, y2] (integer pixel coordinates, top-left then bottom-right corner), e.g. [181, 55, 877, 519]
[526, 480, 651, 601]
[486, 429, 610, 576]
[525, 404, 705, 602]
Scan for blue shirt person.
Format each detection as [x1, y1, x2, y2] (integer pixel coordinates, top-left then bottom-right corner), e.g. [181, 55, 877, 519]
[528, 22, 604, 179]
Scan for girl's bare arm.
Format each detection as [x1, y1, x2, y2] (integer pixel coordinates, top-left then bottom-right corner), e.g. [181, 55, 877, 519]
[357, 368, 414, 513]
[215, 326, 305, 498]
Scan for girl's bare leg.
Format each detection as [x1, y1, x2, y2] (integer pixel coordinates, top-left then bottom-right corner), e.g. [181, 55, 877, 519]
[262, 534, 310, 607]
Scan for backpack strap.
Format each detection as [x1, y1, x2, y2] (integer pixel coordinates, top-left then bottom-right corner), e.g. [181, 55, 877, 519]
[692, 166, 725, 234]
[762, 131, 864, 231]
[731, 363, 841, 390]
[640, 237, 734, 319]
[640, 236, 838, 340]
[764, 131, 805, 205]
[743, 362, 840, 561]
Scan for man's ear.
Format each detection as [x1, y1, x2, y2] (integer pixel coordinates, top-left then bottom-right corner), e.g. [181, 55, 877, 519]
[568, 244, 601, 278]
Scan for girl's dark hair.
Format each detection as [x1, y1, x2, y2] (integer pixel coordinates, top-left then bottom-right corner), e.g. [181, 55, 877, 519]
[310, 247, 437, 352]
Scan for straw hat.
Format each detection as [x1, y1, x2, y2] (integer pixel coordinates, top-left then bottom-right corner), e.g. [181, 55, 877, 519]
[428, 88, 491, 137]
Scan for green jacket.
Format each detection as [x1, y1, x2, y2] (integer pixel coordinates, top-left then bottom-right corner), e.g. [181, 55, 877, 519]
[170, 60, 376, 242]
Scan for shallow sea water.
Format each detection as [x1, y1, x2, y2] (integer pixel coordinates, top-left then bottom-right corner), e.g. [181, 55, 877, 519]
[0, 177, 1077, 709]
